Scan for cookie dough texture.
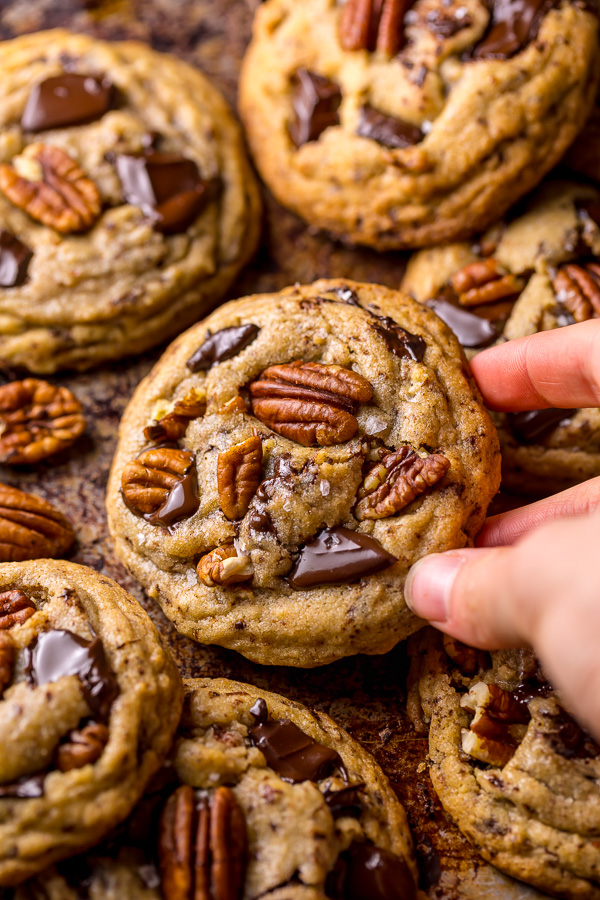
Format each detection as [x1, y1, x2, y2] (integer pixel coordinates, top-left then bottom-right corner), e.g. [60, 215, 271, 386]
[0, 559, 183, 886]
[403, 181, 600, 494]
[0, 30, 260, 373]
[408, 629, 600, 900]
[107, 279, 500, 666]
[239, 0, 599, 250]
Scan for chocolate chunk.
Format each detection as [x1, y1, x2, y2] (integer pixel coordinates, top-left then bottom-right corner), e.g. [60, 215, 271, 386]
[116, 152, 214, 234]
[249, 701, 341, 783]
[323, 783, 364, 819]
[426, 298, 497, 348]
[145, 466, 199, 529]
[289, 526, 396, 588]
[186, 324, 260, 372]
[21, 73, 114, 131]
[508, 408, 576, 443]
[24, 629, 118, 720]
[356, 104, 423, 150]
[247, 506, 275, 535]
[372, 315, 426, 362]
[546, 708, 600, 760]
[0, 772, 46, 799]
[289, 69, 342, 147]
[329, 285, 361, 305]
[0, 231, 33, 287]
[471, 0, 555, 59]
[426, 10, 473, 36]
[327, 842, 416, 900]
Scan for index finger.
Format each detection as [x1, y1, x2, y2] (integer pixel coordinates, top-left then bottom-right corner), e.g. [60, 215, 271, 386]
[469, 319, 600, 412]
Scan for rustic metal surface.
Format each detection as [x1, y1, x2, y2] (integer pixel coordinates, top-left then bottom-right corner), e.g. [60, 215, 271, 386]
[0, 2, 546, 897]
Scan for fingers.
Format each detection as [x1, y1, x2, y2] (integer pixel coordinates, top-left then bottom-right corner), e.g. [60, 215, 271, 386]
[470, 320, 600, 411]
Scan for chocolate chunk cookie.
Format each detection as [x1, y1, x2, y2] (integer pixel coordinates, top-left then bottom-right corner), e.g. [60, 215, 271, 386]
[0, 559, 183, 886]
[238, 0, 598, 250]
[403, 181, 600, 494]
[0, 29, 260, 373]
[11, 677, 419, 900]
[106, 279, 500, 667]
[408, 628, 600, 900]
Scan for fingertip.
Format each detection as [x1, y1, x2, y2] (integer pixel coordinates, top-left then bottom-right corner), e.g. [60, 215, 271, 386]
[405, 553, 465, 622]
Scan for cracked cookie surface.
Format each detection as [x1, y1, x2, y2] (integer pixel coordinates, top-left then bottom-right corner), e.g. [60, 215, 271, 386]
[106, 279, 500, 667]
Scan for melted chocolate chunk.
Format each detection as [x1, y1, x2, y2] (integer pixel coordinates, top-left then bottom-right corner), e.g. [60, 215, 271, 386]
[186, 324, 260, 372]
[0, 772, 46, 799]
[24, 629, 118, 721]
[327, 842, 416, 900]
[21, 73, 114, 131]
[323, 783, 364, 819]
[0, 231, 33, 287]
[372, 315, 426, 362]
[289, 69, 342, 147]
[426, 298, 497, 348]
[145, 466, 199, 529]
[247, 506, 275, 535]
[426, 9, 473, 36]
[289, 526, 396, 589]
[471, 0, 555, 59]
[546, 708, 600, 760]
[116, 152, 214, 234]
[328, 285, 361, 305]
[356, 104, 423, 150]
[508, 408, 576, 444]
[249, 700, 341, 783]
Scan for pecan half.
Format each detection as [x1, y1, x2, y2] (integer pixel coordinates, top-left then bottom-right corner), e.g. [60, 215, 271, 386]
[0, 379, 86, 465]
[0, 485, 74, 562]
[460, 682, 529, 767]
[121, 448, 194, 517]
[0, 588, 36, 628]
[450, 258, 524, 307]
[340, 0, 412, 56]
[249, 361, 372, 447]
[217, 437, 263, 521]
[144, 389, 207, 443]
[197, 544, 253, 587]
[355, 446, 449, 519]
[159, 784, 247, 900]
[552, 262, 600, 322]
[56, 722, 109, 772]
[0, 144, 101, 233]
[0, 633, 14, 696]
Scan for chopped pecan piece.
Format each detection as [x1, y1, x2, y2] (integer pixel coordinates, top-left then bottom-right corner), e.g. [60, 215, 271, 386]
[144, 389, 207, 443]
[121, 448, 195, 517]
[0, 379, 86, 465]
[340, 0, 413, 56]
[355, 446, 449, 520]
[0, 588, 36, 628]
[197, 544, 253, 587]
[461, 727, 516, 768]
[56, 722, 109, 772]
[460, 681, 530, 768]
[159, 784, 247, 900]
[552, 262, 600, 322]
[0, 144, 101, 233]
[450, 258, 524, 307]
[249, 360, 372, 447]
[0, 633, 15, 696]
[0, 485, 74, 562]
[217, 436, 263, 521]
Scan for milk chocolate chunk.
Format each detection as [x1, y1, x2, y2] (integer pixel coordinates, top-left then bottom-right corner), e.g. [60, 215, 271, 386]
[21, 73, 114, 131]
[0, 231, 32, 287]
[289, 69, 342, 147]
[508, 408, 576, 443]
[146, 466, 199, 529]
[426, 297, 497, 348]
[249, 699, 341, 783]
[0, 772, 45, 799]
[24, 629, 118, 720]
[186, 324, 260, 372]
[472, 0, 555, 59]
[289, 526, 397, 588]
[372, 316, 426, 362]
[327, 842, 416, 900]
[356, 104, 423, 150]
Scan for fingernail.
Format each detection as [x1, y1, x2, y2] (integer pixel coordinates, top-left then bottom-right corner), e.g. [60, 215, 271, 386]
[404, 553, 464, 622]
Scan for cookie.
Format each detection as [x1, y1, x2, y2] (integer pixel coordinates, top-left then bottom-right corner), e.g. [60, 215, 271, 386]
[402, 181, 600, 494]
[0, 559, 183, 886]
[566, 90, 600, 185]
[106, 278, 500, 667]
[238, 0, 599, 250]
[0, 29, 261, 373]
[407, 628, 600, 900]
[11, 676, 420, 900]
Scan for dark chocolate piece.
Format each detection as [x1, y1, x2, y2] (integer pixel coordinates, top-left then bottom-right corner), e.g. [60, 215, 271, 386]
[249, 708, 341, 783]
[0, 772, 46, 799]
[546, 707, 600, 760]
[356, 104, 423, 150]
[328, 285, 361, 305]
[508, 408, 576, 444]
[24, 629, 118, 721]
[21, 73, 114, 131]
[471, 0, 555, 60]
[323, 782, 364, 819]
[326, 842, 416, 900]
[426, 9, 472, 36]
[145, 466, 199, 529]
[247, 506, 275, 535]
[186, 324, 260, 372]
[426, 298, 497, 348]
[289, 69, 342, 147]
[372, 315, 426, 362]
[0, 231, 33, 287]
[250, 698, 269, 724]
[289, 526, 396, 589]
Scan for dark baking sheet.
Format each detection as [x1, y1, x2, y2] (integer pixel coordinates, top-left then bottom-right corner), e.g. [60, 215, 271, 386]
[0, 2, 545, 896]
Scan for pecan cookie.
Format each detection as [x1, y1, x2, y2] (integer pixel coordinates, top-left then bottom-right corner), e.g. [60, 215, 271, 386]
[403, 180, 600, 494]
[407, 628, 600, 900]
[106, 279, 500, 667]
[12, 677, 419, 900]
[238, 0, 598, 250]
[0, 559, 183, 886]
[0, 29, 260, 373]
